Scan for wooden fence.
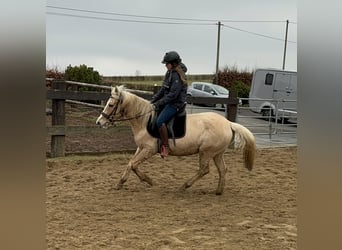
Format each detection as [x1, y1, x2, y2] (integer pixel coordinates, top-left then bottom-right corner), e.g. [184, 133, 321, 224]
[46, 80, 239, 157]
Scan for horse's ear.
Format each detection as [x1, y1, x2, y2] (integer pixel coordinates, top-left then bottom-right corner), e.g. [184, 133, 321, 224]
[117, 85, 124, 92]
[111, 86, 118, 95]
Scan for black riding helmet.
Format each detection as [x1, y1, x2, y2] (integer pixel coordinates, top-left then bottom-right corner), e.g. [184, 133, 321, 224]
[161, 51, 181, 64]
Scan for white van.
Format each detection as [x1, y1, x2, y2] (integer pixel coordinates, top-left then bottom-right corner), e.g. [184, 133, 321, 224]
[249, 68, 297, 121]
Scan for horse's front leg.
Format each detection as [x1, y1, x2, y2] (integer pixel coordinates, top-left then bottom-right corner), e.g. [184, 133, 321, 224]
[115, 147, 155, 190]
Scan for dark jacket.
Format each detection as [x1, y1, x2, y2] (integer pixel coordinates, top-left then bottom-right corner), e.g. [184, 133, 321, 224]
[151, 63, 187, 111]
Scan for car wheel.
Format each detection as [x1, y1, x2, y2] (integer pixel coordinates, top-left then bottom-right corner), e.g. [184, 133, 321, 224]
[261, 107, 274, 121]
[186, 94, 193, 104]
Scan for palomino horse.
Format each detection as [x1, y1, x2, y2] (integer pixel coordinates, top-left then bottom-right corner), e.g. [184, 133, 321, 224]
[96, 86, 256, 195]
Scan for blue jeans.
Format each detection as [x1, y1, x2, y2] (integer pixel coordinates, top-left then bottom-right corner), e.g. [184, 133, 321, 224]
[156, 104, 177, 128]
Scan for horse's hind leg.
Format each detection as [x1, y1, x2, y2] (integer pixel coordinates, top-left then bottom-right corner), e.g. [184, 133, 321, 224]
[115, 147, 154, 190]
[180, 152, 210, 191]
[213, 153, 227, 195]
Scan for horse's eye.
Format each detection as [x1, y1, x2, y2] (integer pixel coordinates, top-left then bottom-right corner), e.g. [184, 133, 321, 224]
[109, 104, 114, 107]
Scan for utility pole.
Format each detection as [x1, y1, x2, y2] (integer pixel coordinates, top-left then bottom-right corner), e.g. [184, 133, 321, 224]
[282, 19, 289, 70]
[215, 21, 221, 83]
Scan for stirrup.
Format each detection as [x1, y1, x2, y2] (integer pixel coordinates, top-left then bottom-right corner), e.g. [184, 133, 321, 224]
[160, 144, 169, 158]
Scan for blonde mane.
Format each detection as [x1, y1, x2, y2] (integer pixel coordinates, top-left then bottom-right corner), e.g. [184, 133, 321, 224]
[118, 86, 154, 127]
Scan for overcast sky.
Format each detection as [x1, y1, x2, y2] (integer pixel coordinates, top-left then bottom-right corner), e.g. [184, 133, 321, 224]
[46, 0, 297, 76]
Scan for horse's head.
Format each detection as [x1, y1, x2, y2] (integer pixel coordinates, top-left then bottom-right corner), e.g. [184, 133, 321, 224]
[96, 86, 124, 128]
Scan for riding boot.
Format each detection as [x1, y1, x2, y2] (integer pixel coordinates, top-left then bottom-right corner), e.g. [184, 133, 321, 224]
[159, 123, 170, 158]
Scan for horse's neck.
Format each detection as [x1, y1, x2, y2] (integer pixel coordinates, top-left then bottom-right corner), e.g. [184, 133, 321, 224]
[124, 92, 150, 132]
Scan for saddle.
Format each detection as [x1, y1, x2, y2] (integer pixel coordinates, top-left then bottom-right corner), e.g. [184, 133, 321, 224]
[147, 109, 187, 147]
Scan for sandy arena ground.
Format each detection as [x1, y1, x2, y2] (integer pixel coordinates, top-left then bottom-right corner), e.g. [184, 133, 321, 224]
[46, 103, 297, 249]
[46, 146, 297, 250]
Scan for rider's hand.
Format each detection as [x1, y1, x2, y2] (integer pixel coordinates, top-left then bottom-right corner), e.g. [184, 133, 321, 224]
[153, 100, 163, 111]
[152, 103, 159, 111]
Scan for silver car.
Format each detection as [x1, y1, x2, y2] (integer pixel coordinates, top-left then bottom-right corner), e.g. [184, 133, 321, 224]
[187, 82, 240, 107]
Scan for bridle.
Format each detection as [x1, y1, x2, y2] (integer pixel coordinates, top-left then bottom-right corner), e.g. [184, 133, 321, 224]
[101, 93, 153, 123]
[101, 94, 122, 122]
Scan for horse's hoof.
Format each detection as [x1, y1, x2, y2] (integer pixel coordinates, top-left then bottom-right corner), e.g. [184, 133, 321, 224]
[113, 183, 123, 190]
[179, 184, 189, 192]
[145, 179, 153, 186]
[141, 178, 153, 186]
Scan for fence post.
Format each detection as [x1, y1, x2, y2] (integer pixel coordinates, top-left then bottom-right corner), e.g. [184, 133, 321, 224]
[153, 84, 160, 95]
[51, 80, 66, 157]
[226, 89, 238, 122]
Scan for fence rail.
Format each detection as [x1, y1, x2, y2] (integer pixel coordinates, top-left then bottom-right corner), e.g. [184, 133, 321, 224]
[46, 79, 296, 157]
[46, 79, 240, 157]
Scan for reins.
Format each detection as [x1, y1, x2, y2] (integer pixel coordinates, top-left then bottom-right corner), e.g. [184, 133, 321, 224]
[109, 109, 154, 122]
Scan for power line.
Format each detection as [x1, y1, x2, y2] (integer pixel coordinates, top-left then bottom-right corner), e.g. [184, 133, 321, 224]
[222, 23, 296, 44]
[46, 12, 216, 26]
[46, 5, 290, 23]
[47, 5, 214, 22]
[46, 6, 297, 44]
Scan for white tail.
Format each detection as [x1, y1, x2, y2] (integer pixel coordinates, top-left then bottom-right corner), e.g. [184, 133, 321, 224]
[230, 122, 256, 171]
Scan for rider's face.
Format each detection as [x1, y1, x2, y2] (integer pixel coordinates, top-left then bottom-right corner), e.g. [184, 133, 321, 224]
[166, 63, 172, 71]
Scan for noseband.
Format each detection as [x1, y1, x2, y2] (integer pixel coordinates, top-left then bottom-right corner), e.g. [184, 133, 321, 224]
[101, 94, 122, 122]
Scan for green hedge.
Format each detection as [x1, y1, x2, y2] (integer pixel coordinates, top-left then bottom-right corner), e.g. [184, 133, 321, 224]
[229, 80, 250, 105]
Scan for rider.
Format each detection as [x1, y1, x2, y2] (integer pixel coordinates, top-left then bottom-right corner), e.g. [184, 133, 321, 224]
[151, 51, 188, 158]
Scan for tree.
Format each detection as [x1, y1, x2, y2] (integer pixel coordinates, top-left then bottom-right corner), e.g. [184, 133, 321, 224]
[64, 64, 102, 104]
[65, 64, 101, 85]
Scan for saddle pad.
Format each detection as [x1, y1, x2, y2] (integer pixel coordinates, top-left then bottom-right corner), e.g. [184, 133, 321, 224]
[147, 111, 186, 139]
